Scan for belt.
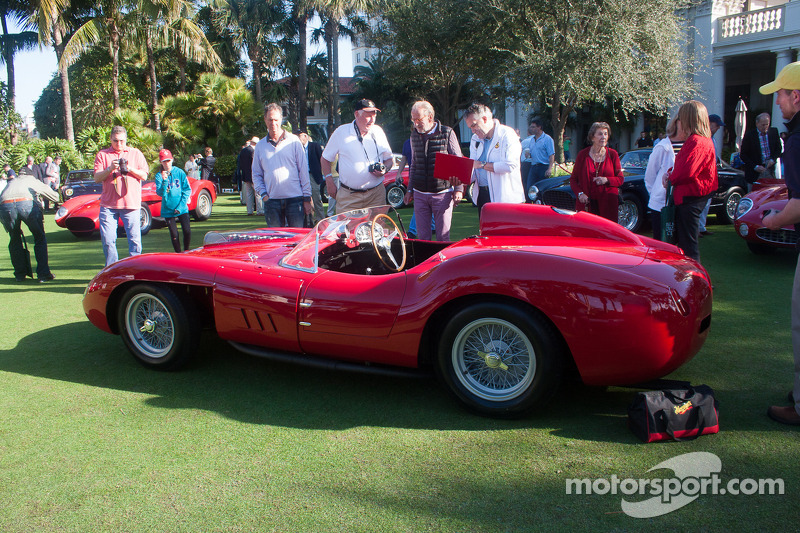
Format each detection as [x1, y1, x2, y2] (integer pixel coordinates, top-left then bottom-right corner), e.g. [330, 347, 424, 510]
[1, 197, 30, 204]
[340, 182, 382, 193]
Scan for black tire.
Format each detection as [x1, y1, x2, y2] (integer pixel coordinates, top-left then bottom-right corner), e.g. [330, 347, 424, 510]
[720, 190, 743, 225]
[140, 204, 152, 236]
[436, 302, 564, 418]
[747, 242, 776, 255]
[192, 190, 213, 221]
[386, 184, 406, 209]
[117, 284, 200, 370]
[618, 193, 643, 232]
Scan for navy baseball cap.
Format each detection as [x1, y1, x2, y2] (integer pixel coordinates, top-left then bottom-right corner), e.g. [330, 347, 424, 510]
[708, 114, 725, 127]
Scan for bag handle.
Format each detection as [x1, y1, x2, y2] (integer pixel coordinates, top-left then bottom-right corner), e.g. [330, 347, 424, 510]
[659, 400, 707, 441]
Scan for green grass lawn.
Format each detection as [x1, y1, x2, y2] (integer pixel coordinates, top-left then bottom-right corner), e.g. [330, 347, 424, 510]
[0, 196, 797, 532]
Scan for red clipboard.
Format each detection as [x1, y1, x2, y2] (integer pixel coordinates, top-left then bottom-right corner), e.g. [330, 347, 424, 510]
[434, 152, 474, 185]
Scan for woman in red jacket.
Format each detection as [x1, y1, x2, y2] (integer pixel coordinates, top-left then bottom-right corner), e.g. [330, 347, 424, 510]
[663, 101, 718, 261]
[570, 122, 624, 222]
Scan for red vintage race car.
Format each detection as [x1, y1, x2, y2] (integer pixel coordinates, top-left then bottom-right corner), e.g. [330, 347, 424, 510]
[83, 204, 712, 417]
[734, 177, 796, 253]
[55, 177, 217, 237]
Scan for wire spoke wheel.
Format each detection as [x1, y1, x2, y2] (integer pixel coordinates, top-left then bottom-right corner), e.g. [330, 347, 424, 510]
[125, 293, 175, 358]
[437, 302, 563, 417]
[117, 284, 199, 370]
[452, 318, 535, 401]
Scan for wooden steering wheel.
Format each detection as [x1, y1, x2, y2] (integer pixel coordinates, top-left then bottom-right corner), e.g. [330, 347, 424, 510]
[371, 213, 406, 272]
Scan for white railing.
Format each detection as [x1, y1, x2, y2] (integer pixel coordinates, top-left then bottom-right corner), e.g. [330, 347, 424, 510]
[718, 5, 784, 39]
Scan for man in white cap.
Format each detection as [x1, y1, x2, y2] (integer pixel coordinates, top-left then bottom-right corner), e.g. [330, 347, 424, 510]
[761, 61, 800, 425]
[321, 99, 394, 213]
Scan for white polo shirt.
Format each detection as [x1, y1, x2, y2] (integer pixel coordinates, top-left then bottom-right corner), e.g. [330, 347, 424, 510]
[322, 121, 392, 189]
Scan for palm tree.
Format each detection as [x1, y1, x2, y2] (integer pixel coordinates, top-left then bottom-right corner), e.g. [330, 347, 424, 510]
[30, 0, 93, 142]
[312, 0, 371, 131]
[160, 72, 259, 154]
[61, 0, 137, 112]
[129, 0, 222, 131]
[0, 0, 38, 119]
[214, 0, 285, 106]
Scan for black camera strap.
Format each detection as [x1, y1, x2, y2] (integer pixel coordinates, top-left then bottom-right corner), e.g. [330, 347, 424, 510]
[353, 121, 380, 163]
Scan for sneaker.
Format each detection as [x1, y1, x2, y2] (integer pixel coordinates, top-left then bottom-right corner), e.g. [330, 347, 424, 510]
[15, 276, 26, 282]
[38, 273, 55, 283]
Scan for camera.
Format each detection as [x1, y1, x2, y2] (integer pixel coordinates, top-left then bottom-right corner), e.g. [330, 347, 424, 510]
[118, 158, 129, 175]
[368, 162, 386, 174]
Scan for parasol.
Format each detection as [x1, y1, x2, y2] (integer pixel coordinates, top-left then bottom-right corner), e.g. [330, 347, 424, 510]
[734, 98, 748, 152]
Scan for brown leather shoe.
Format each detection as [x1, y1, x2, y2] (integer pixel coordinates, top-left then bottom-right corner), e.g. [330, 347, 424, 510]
[767, 405, 800, 425]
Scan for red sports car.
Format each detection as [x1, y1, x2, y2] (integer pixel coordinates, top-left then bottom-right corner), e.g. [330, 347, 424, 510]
[734, 177, 796, 253]
[55, 177, 217, 237]
[83, 204, 712, 417]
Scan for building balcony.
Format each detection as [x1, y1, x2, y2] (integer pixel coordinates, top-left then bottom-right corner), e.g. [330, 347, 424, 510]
[718, 5, 784, 40]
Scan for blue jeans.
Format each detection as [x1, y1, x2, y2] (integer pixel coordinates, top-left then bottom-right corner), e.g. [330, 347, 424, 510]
[265, 197, 305, 227]
[99, 206, 141, 266]
[0, 199, 52, 279]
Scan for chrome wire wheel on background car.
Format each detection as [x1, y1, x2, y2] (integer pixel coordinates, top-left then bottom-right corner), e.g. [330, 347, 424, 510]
[436, 302, 563, 417]
[617, 194, 643, 232]
[723, 190, 743, 224]
[193, 190, 213, 221]
[385, 184, 406, 209]
[117, 284, 199, 370]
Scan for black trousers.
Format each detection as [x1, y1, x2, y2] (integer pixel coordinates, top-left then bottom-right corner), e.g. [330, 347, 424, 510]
[675, 196, 708, 262]
[165, 212, 191, 252]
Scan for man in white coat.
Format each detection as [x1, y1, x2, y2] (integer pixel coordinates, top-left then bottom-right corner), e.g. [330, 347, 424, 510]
[465, 103, 525, 218]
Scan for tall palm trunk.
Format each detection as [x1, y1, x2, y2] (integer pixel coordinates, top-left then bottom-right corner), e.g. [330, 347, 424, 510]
[330, 22, 340, 128]
[251, 59, 261, 104]
[52, 22, 74, 142]
[110, 24, 121, 112]
[177, 50, 187, 93]
[146, 31, 160, 131]
[324, 17, 337, 133]
[297, 11, 308, 131]
[1, 14, 15, 111]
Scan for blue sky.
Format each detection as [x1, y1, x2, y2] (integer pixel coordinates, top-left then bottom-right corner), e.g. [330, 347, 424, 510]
[1, 18, 354, 123]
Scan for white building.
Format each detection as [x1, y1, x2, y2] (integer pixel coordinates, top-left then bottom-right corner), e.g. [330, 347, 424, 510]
[688, 0, 799, 136]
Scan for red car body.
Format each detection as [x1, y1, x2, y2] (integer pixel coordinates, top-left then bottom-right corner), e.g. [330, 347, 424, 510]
[83, 204, 712, 417]
[55, 177, 217, 237]
[734, 177, 796, 253]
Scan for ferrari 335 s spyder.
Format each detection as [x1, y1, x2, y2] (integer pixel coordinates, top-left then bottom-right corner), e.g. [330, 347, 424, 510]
[83, 204, 712, 417]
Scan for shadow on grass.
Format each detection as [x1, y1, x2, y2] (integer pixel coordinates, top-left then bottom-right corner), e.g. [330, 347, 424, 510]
[0, 320, 652, 439]
[0, 278, 90, 295]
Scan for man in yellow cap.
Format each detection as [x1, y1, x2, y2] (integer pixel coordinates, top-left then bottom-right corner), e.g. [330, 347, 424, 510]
[761, 61, 800, 425]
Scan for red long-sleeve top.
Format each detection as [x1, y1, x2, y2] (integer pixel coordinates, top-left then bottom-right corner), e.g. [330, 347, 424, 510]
[668, 134, 718, 205]
[569, 147, 624, 204]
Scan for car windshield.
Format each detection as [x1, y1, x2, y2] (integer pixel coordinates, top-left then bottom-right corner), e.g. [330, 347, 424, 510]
[67, 171, 94, 183]
[621, 151, 650, 169]
[281, 205, 397, 273]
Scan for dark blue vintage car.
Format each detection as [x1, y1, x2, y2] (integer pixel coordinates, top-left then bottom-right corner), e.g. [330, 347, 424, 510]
[60, 169, 101, 201]
[528, 148, 746, 232]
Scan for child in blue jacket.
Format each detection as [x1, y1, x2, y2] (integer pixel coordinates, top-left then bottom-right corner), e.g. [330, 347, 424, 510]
[156, 149, 192, 252]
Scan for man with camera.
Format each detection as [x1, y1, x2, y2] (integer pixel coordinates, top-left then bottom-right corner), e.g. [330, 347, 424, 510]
[93, 125, 149, 266]
[321, 99, 394, 214]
